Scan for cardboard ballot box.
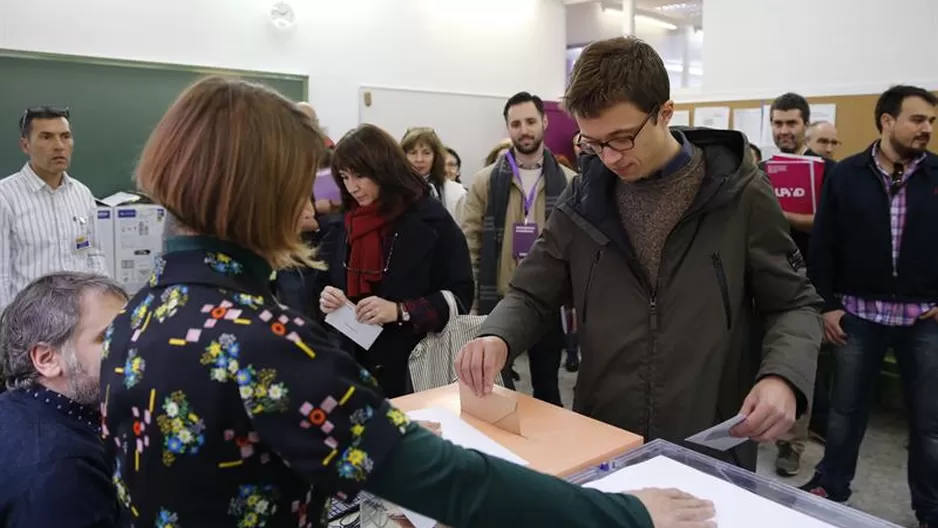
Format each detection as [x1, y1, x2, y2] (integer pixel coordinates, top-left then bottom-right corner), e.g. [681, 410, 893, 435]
[357, 383, 643, 528]
[394, 383, 642, 477]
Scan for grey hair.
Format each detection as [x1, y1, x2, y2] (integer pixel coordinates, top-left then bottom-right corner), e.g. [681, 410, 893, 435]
[0, 272, 127, 391]
[805, 120, 833, 139]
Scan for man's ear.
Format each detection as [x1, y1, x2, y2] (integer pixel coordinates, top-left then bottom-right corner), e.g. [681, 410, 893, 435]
[542, 114, 550, 131]
[659, 100, 676, 126]
[19, 137, 30, 156]
[30, 343, 63, 379]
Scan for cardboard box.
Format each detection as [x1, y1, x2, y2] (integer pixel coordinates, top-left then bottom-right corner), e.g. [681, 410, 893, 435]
[96, 192, 166, 294]
[392, 383, 644, 478]
[367, 384, 644, 527]
[113, 204, 166, 294]
[94, 202, 116, 279]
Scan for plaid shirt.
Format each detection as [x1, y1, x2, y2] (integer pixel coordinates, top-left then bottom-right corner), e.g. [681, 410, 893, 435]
[840, 142, 935, 326]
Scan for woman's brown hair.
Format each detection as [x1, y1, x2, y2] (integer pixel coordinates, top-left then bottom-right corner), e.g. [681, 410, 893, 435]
[136, 76, 326, 269]
[331, 124, 426, 216]
[400, 127, 447, 191]
[484, 138, 513, 166]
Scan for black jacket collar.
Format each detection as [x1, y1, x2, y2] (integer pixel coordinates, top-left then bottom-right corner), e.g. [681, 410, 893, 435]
[153, 236, 274, 298]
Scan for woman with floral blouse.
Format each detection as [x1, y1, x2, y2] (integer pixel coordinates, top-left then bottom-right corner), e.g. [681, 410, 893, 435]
[98, 76, 715, 528]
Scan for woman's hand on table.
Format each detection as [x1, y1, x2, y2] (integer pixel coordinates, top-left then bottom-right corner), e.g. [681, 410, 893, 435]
[319, 286, 348, 314]
[355, 296, 398, 325]
[627, 488, 716, 528]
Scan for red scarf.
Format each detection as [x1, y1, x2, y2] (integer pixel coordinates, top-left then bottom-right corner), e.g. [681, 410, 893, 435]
[345, 203, 394, 298]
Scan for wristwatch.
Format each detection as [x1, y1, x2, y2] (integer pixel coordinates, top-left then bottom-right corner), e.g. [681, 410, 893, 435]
[397, 303, 411, 323]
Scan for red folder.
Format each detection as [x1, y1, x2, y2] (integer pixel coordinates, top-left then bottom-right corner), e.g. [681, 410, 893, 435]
[764, 154, 825, 214]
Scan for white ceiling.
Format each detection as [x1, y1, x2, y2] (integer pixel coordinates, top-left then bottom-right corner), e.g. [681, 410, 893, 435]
[574, 0, 703, 27]
[638, 0, 702, 26]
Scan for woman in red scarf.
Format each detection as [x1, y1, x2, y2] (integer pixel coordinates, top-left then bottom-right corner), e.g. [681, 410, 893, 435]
[318, 124, 474, 397]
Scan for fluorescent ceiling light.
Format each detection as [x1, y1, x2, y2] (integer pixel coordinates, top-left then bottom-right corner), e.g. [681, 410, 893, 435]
[635, 14, 678, 30]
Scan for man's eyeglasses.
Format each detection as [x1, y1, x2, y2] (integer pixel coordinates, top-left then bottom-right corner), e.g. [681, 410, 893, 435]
[19, 106, 70, 136]
[576, 106, 659, 156]
[889, 163, 906, 196]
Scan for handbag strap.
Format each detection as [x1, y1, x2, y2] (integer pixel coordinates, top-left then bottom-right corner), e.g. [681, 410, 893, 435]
[441, 290, 459, 326]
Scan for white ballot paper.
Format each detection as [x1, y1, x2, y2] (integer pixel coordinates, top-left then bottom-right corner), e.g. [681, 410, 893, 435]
[584, 456, 836, 527]
[324, 301, 383, 350]
[399, 407, 528, 528]
[685, 414, 748, 451]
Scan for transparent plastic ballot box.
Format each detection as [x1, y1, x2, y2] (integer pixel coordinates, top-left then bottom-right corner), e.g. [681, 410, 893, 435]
[359, 438, 899, 528]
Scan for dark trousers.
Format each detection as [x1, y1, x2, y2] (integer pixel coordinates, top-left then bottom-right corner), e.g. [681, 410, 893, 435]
[809, 344, 833, 437]
[501, 319, 564, 407]
[816, 313, 938, 524]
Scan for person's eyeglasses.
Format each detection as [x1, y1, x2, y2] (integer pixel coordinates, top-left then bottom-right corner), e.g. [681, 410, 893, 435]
[576, 106, 659, 156]
[889, 163, 906, 196]
[344, 232, 399, 277]
[19, 106, 70, 136]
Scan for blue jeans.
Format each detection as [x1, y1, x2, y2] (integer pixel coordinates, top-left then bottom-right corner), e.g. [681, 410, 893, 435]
[816, 313, 938, 524]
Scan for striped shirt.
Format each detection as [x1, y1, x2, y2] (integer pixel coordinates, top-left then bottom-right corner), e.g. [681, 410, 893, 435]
[839, 142, 934, 326]
[0, 163, 109, 309]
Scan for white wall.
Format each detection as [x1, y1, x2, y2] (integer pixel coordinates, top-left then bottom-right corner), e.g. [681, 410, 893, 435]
[700, 0, 938, 101]
[565, 2, 702, 90]
[0, 0, 568, 137]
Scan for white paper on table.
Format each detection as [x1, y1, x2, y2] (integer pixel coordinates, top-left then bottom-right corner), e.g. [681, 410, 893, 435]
[685, 414, 748, 451]
[671, 109, 691, 127]
[692, 106, 730, 129]
[810, 103, 837, 126]
[324, 301, 383, 350]
[584, 456, 836, 528]
[399, 407, 528, 528]
[732, 107, 764, 146]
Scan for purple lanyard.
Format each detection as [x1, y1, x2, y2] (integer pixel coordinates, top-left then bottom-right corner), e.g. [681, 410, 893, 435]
[505, 151, 540, 221]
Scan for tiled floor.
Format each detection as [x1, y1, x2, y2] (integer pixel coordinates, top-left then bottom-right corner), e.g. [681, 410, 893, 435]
[511, 355, 917, 528]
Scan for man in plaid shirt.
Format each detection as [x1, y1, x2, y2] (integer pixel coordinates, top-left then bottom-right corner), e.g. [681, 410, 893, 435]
[806, 85, 938, 528]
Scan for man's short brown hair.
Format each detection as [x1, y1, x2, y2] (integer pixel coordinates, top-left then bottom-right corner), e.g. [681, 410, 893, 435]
[137, 77, 326, 269]
[564, 36, 670, 119]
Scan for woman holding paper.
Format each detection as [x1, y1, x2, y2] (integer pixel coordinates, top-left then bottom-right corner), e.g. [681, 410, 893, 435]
[317, 124, 474, 398]
[100, 77, 714, 528]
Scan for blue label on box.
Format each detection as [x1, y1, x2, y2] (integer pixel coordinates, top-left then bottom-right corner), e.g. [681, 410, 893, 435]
[97, 210, 111, 219]
[118, 209, 137, 218]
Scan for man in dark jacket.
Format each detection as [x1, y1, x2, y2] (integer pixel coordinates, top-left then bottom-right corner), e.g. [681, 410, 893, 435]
[761, 92, 838, 477]
[804, 85, 938, 528]
[455, 36, 823, 470]
[0, 272, 127, 527]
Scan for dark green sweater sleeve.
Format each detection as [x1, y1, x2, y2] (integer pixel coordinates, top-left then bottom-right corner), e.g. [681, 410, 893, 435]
[364, 423, 653, 528]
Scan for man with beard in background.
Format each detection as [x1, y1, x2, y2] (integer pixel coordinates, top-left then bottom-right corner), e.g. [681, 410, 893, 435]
[0, 272, 127, 527]
[804, 85, 938, 528]
[461, 91, 576, 405]
[765, 93, 838, 477]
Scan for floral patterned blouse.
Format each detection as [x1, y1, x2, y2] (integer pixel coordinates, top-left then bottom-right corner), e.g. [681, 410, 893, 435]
[100, 236, 409, 527]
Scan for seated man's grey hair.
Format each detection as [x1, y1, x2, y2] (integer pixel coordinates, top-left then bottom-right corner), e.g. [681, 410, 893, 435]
[0, 272, 127, 392]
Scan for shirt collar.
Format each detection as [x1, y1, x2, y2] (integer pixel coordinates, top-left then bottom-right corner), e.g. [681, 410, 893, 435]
[871, 140, 926, 178]
[510, 148, 543, 170]
[23, 385, 101, 434]
[153, 236, 275, 297]
[21, 162, 71, 193]
[644, 130, 694, 181]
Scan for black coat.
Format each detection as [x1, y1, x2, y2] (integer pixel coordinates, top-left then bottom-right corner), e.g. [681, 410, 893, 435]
[319, 196, 474, 397]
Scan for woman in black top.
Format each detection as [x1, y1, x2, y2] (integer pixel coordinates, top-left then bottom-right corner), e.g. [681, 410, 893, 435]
[99, 76, 714, 528]
[317, 124, 473, 397]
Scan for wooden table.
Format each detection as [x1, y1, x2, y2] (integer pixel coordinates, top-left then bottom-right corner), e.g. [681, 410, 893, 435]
[391, 383, 644, 478]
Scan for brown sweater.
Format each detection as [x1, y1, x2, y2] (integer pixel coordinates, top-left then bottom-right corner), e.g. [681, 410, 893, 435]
[615, 145, 706, 284]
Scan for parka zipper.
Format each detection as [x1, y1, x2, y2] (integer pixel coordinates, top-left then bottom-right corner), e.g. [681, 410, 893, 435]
[711, 252, 732, 331]
[580, 248, 603, 325]
[646, 291, 658, 436]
